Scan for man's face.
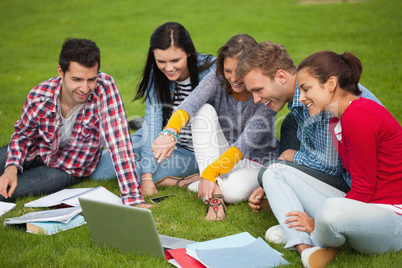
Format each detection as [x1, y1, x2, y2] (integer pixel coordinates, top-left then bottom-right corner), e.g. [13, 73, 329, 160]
[58, 61, 98, 110]
[243, 69, 288, 112]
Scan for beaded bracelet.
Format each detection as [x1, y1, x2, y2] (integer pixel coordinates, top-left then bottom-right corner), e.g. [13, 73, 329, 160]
[159, 129, 178, 142]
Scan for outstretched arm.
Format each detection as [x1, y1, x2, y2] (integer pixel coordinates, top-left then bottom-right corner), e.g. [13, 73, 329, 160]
[152, 109, 189, 162]
[99, 76, 144, 205]
[198, 146, 243, 201]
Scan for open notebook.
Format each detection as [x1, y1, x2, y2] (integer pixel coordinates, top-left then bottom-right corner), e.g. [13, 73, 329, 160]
[78, 197, 195, 258]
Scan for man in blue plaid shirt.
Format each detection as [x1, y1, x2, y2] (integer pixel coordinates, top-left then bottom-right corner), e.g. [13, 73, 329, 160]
[236, 41, 381, 211]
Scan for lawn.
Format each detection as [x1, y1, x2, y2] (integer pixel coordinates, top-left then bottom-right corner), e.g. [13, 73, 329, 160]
[0, 0, 401, 267]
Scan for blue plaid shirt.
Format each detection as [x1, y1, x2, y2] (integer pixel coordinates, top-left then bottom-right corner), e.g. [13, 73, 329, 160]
[289, 84, 382, 186]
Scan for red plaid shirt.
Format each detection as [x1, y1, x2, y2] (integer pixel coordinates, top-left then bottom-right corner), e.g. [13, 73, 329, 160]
[6, 73, 144, 205]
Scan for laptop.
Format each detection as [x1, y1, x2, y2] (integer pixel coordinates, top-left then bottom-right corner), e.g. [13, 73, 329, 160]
[78, 197, 196, 258]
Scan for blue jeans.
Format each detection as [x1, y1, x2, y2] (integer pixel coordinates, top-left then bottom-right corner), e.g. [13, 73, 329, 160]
[90, 130, 199, 183]
[262, 164, 402, 254]
[0, 145, 83, 202]
[258, 159, 350, 193]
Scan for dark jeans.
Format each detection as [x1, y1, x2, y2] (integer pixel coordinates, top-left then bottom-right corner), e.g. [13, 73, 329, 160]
[0, 145, 83, 202]
[258, 159, 351, 194]
[279, 112, 301, 155]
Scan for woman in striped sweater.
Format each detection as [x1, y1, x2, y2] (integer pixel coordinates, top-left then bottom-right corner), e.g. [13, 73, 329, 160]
[91, 22, 215, 196]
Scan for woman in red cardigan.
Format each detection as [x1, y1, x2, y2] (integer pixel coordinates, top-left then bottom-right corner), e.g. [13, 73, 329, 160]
[262, 50, 402, 268]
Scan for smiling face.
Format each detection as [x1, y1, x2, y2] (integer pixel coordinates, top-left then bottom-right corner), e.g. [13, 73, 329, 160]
[223, 57, 248, 95]
[58, 61, 98, 110]
[153, 46, 190, 82]
[297, 68, 333, 116]
[243, 68, 290, 112]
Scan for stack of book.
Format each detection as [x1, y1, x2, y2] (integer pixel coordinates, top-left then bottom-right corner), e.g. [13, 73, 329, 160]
[4, 206, 85, 235]
[3, 186, 122, 235]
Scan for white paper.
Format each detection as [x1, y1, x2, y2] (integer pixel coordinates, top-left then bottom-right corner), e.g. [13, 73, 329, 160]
[167, 259, 183, 268]
[63, 186, 122, 207]
[24, 186, 122, 208]
[24, 188, 92, 207]
[4, 206, 82, 225]
[0, 201, 16, 217]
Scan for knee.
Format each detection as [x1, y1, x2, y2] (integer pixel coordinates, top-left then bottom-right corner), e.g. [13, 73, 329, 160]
[260, 160, 288, 188]
[221, 187, 248, 204]
[315, 198, 344, 227]
[192, 104, 216, 126]
[192, 104, 219, 135]
[219, 178, 257, 204]
[196, 104, 215, 117]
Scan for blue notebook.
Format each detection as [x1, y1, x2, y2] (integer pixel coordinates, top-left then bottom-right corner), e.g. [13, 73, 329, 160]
[186, 232, 256, 254]
[195, 237, 289, 268]
[26, 215, 86, 235]
[186, 232, 289, 268]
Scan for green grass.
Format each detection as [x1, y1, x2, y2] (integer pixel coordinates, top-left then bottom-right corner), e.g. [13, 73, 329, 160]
[0, 0, 401, 267]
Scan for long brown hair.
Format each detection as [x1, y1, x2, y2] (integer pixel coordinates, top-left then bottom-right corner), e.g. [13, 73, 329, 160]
[216, 34, 257, 94]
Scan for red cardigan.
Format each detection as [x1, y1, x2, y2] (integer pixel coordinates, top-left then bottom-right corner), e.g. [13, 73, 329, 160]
[329, 98, 402, 204]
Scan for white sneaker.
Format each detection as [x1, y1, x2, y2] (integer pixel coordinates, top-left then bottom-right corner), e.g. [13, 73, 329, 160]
[301, 246, 337, 268]
[265, 225, 286, 244]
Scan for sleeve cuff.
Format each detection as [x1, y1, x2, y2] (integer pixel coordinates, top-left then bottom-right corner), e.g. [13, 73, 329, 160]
[201, 146, 243, 182]
[121, 195, 146, 206]
[5, 160, 23, 174]
[292, 150, 302, 164]
[165, 109, 189, 134]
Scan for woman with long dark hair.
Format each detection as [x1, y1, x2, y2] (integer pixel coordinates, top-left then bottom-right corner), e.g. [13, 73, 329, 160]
[91, 22, 215, 195]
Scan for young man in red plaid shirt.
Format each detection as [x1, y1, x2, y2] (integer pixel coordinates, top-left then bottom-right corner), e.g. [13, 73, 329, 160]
[0, 38, 145, 206]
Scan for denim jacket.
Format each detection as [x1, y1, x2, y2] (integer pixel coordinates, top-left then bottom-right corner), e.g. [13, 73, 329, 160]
[135, 54, 215, 174]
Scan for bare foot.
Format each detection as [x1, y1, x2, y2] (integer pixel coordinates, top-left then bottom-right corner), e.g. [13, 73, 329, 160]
[141, 180, 158, 197]
[156, 173, 200, 187]
[205, 194, 226, 221]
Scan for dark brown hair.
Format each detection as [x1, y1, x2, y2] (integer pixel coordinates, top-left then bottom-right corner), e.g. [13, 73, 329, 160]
[59, 38, 100, 73]
[297, 51, 362, 95]
[134, 22, 214, 122]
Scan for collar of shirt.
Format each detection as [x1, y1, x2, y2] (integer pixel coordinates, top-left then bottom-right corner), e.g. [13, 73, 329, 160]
[288, 86, 304, 110]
